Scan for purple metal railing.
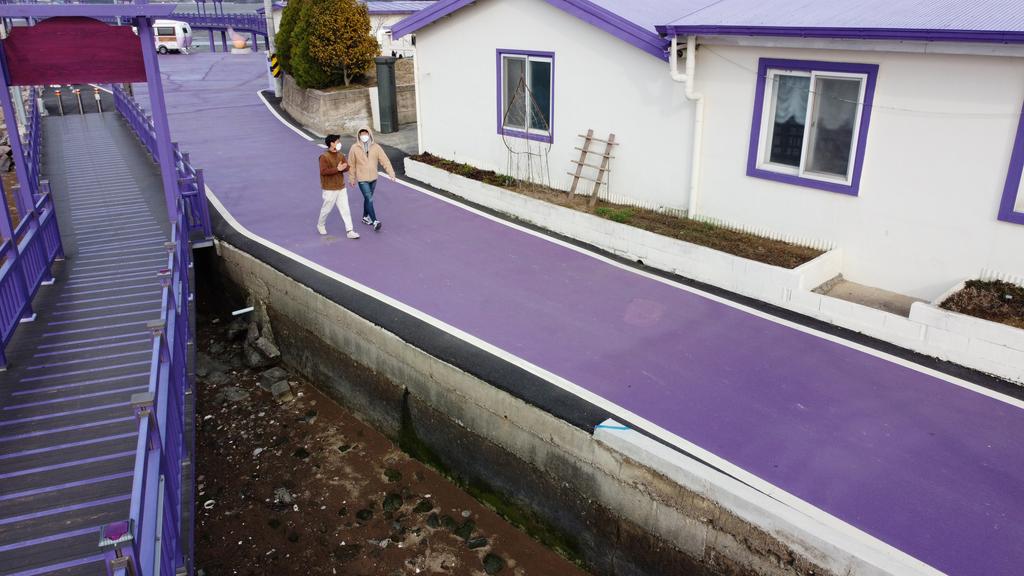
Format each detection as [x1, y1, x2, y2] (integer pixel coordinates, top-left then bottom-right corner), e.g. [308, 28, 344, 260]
[112, 84, 213, 239]
[0, 181, 63, 367]
[102, 197, 194, 576]
[173, 12, 267, 36]
[24, 87, 42, 201]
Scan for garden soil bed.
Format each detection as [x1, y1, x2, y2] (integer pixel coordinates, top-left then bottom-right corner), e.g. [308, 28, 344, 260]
[941, 280, 1024, 329]
[412, 153, 823, 269]
[194, 314, 590, 576]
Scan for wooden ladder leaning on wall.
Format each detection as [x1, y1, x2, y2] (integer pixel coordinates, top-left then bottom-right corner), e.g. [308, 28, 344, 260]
[568, 129, 618, 208]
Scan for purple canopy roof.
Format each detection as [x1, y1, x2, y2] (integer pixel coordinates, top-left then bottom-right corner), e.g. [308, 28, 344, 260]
[257, 1, 436, 15]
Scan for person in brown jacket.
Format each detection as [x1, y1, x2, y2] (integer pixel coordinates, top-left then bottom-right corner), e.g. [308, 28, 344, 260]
[317, 134, 359, 239]
[347, 126, 395, 232]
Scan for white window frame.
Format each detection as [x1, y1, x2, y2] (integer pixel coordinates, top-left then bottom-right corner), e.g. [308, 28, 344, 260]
[756, 68, 869, 186]
[500, 53, 553, 138]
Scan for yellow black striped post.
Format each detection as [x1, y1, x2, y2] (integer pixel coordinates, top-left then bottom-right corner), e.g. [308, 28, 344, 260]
[269, 53, 282, 78]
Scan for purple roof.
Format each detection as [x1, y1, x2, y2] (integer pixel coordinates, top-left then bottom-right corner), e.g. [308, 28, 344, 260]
[659, 0, 1024, 43]
[365, 1, 438, 15]
[392, 0, 682, 60]
[392, 0, 1024, 59]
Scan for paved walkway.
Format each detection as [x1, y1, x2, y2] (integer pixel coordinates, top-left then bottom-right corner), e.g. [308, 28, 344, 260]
[152, 52, 1024, 576]
[0, 113, 168, 575]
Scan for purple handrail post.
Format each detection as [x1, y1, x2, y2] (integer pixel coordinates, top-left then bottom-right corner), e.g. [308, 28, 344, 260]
[136, 15, 180, 223]
[219, 29, 227, 52]
[0, 41, 36, 219]
[40, 181, 65, 261]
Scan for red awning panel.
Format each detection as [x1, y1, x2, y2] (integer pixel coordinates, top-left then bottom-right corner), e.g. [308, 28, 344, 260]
[5, 17, 147, 86]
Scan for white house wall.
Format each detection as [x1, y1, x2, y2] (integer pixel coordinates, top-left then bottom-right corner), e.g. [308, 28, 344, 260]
[372, 13, 416, 54]
[695, 43, 1024, 300]
[415, 0, 695, 211]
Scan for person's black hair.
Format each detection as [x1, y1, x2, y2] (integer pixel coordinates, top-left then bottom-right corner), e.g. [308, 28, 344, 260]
[325, 134, 341, 148]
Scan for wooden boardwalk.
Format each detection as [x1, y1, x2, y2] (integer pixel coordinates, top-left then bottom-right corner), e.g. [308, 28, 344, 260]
[0, 112, 168, 575]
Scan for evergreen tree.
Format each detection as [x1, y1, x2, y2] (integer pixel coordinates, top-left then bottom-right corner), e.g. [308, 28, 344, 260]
[307, 0, 379, 87]
[290, 0, 330, 89]
[274, 0, 305, 74]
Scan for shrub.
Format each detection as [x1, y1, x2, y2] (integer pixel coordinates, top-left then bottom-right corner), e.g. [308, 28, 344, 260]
[274, 0, 305, 74]
[287, 0, 379, 89]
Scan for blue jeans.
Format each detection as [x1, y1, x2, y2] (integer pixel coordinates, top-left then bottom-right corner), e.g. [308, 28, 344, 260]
[358, 180, 377, 222]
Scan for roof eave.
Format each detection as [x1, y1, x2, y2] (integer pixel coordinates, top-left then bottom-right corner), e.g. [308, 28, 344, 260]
[392, 0, 669, 60]
[656, 25, 1024, 45]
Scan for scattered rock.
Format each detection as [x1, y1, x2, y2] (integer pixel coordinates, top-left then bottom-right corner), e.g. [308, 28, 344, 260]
[197, 353, 228, 378]
[243, 345, 274, 370]
[253, 336, 281, 361]
[208, 340, 228, 356]
[206, 371, 232, 387]
[355, 509, 374, 522]
[426, 513, 440, 528]
[292, 447, 310, 460]
[226, 318, 248, 341]
[413, 499, 433, 514]
[273, 488, 293, 505]
[246, 322, 260, 344]
[454, 520, 475, 541]
[215, 386, 250, 404]
[461, 510, 472, 518]
[337, 444, 353, 454]
[483, 554, 506, 574]
[467, 537, 488, 550]
[271, 381, 294, 403]
[382, 494, 403, 513]
[337, 506, 348, 517]
[302, 409, 318, 425]
[383, 468, 402, 483]
[440, 515, 457, 530]
[259, 367, 289, 390]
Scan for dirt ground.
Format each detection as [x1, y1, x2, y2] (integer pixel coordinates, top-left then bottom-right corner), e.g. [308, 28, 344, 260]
[194, 314, 590, 576]
[941, 279, 1024, 329]
[412, 153, 822, 269]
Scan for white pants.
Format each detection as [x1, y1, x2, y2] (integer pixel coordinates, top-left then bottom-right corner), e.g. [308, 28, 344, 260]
[317, 188, 354, 231]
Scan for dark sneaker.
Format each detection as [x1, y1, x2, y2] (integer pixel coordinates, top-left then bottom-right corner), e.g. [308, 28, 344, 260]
[373, 220, 382, 232]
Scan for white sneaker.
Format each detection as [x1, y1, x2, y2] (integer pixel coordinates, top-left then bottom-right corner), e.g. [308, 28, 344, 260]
[347, 230, 360, 239]
[316, 225, 327, 235]
[362, 216, 373, 226]
[372, 220, 382, 232]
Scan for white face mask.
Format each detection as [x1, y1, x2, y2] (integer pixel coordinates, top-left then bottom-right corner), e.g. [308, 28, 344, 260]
[360, 134, 370, 143]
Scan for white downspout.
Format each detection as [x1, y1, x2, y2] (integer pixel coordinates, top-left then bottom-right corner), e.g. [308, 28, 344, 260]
[670, 35, 704, 218]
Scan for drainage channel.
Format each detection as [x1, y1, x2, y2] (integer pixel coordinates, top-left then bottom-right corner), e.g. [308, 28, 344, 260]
[193, 279, 591, 576]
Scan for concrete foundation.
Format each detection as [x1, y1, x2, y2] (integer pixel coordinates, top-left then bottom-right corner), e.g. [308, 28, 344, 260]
[210, 240, 844, 576]
[282, 74, 417, 136]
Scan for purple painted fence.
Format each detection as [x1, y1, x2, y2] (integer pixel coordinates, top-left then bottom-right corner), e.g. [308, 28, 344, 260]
[24, 87, 42, 201]
[102, 198, 194, 576]
[112, 84, 213, 239]
[0, 182, 63, 367]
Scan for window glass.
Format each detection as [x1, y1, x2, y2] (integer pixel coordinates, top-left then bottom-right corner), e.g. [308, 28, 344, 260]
[767, 74, 809, 168]
[503, 57, 526, 130]
[156, 27, 175, 36]
[806, 77, 862, 177]
[528, 60, 551, 131]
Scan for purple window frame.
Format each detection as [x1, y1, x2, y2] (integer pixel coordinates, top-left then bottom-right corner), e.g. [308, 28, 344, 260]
[747, 58, 879, 196]
[496, 49, 555, 144]
[998, 100, 1024, 225]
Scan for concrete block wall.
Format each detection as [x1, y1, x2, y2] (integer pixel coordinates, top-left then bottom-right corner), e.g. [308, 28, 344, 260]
[282, 75, 372, 135]
[406, 158, 1024, 385]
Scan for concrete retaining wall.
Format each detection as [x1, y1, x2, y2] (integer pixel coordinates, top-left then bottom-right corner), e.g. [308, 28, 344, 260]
[405, 158, 1024, 385]
[283, 75, 417, 135]
[212, 239, 945, 576]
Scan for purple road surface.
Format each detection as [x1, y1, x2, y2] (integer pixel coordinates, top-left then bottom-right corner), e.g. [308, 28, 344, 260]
[152, 53, 1024, 575]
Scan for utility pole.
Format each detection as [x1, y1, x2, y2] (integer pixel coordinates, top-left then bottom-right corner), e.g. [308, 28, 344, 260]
[262, 0, 281, 97]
